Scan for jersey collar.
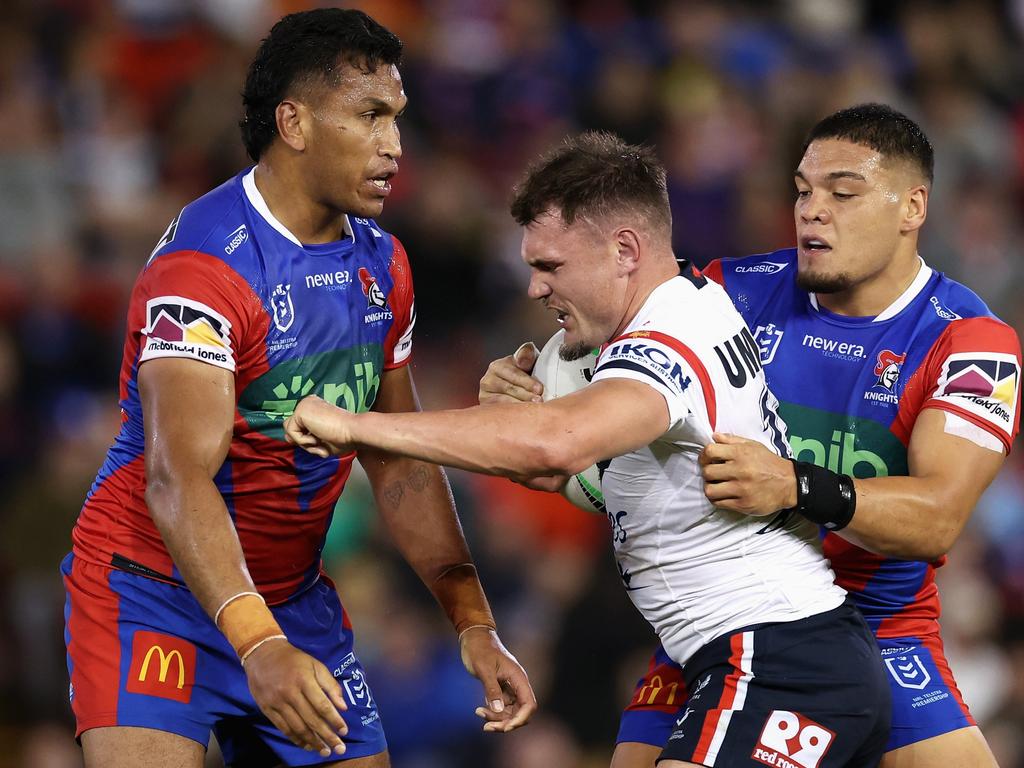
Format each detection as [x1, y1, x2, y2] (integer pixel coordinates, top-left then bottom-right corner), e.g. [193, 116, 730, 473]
[242, 167, 355, 246]
[808, 255, 931, 322]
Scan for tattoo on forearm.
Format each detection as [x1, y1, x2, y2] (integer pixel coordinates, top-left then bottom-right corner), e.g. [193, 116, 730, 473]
[381, 466, 432, 509]
[383, 482, 405, 508]
[408, 466, 429, 492]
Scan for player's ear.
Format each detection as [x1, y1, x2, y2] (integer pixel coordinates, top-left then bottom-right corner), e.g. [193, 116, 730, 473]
[275, 99, 307, 152]
[614, 227, 642, 274]
[901, 184, 928, 234]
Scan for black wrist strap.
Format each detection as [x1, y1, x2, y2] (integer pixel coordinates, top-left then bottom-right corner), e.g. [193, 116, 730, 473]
[786, 460, 857, 531]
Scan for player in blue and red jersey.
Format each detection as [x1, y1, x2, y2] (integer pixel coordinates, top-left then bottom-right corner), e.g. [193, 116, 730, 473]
[479, 105, 1018, 767]
[613, 105, 1019, 768]
[61, 9, 535, 768]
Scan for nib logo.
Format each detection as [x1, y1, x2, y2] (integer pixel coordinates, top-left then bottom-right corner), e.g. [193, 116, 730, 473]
[261, 375, 315, 420]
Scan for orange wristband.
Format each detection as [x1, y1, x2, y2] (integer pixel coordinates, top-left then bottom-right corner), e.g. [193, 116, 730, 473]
[432, 563, 496, 635]
[215, 592, 285, 659]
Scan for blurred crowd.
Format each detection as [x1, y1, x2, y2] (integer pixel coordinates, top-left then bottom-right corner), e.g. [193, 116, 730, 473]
[1, 0, 1023, 766]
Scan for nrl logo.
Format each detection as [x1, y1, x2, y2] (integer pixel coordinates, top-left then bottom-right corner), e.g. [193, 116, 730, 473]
[271, 283, 295, 332]
[358, 267, 387, 309]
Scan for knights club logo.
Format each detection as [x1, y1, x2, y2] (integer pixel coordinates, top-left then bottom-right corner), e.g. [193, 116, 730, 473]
[358, 268, 387, 309]
[873, 349, 906, 392]
[271, 283, 295, 332]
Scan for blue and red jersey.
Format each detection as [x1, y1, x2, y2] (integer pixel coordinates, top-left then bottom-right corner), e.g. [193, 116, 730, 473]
[704, 249, 1021, 638]
[71, 168, 416, 604]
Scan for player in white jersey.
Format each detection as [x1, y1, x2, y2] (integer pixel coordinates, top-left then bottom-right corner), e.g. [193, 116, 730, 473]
[593, 275, 844, 664]
[282, 132, 891, 766]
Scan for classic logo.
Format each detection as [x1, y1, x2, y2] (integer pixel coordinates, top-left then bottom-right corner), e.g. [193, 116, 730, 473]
[271, 283, 295, 332]
[934, 353, 1019, 429]
[735, 261, 787, 275]
[884, 654, 932, 690]
[752, 710, 835, 768]
[753, 323, 785, 365]
[141, 296, 233, 368]
[929, 296, 961, 321]
[358, 268, 388, 309]
[224, 224, 247, 255]
[126, 630, 196, 703]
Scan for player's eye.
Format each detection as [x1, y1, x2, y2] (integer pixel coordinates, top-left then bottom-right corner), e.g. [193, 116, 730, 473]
[795, 189, 811, 199]
[833, 192, 854, 200]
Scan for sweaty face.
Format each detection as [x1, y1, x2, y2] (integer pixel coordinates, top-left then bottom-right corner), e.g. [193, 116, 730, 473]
[302, 63, 406, 218]
[521, 212, 625, 359]
[794, 139, 918, 296]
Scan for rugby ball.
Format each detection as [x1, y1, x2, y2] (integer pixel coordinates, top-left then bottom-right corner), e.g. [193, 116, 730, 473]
[532, 330, 605, 514]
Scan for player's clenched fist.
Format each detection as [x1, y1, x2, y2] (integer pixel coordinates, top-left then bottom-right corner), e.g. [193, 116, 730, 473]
[243, 639, 349, 758]
[284, 396, 355, 457]
[478, 342, 543, 405]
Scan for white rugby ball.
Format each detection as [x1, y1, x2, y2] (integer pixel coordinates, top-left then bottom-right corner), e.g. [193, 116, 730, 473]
[532, 330, 605, 514]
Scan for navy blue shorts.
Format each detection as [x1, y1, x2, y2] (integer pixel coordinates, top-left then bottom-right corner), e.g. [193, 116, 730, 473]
[620, 629, 974, 757]
[62, 553, 387, 766]
[658, 600, 890, 767]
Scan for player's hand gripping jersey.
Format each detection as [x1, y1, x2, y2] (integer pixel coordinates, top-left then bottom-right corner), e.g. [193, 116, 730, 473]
[591, 269, 846, 665]
[703, 249, 1021, 637]
[72, 168, 416, 603]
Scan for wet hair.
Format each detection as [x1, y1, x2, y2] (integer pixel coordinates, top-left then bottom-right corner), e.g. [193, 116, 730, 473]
[802, 103, 934, 185]
[239, 8, 403, 161]
[510, 131, 672, 233]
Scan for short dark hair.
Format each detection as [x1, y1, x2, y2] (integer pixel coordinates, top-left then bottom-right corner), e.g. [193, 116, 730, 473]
[239, 8, 403, 162]
[510, 131, 672, 233]
[802, 103, 934, 185]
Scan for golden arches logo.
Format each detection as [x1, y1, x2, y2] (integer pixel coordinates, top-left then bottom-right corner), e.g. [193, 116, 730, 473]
[138, 645, 186, 689]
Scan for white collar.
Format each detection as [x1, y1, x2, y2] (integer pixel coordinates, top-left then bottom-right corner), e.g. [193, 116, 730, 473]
[242, 167, 355, 246]
[809, 255, 930, 322]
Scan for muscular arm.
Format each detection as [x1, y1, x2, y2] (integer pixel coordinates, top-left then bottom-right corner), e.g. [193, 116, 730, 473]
[839, 409, 1004, 560]
[358, 366, 487, 624]
[703, 408, 1005, 561]
[139, 357, 254, 612]
[357, 365, 539, 731]
[140, 357, 350, 756]
[304, 377, 670, 479]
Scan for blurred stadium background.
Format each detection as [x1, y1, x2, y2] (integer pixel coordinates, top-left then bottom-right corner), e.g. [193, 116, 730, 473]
[2, 0, 1024, 766]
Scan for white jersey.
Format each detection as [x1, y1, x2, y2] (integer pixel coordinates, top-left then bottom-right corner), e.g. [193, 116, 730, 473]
[591, 273, 846, 665]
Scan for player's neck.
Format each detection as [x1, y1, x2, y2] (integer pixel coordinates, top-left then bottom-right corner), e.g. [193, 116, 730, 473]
[815, 249, 922, 318]
[253, 162, 348, 244]
[613, 258, 680, 337]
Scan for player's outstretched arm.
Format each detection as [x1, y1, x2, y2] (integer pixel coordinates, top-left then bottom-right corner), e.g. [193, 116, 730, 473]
[478, 342, 543, 406]
[286, 377, 669, 479]
[139, 358, 349, 758]
[701, 409, 1005, 560]
[358, 366, 537, 732]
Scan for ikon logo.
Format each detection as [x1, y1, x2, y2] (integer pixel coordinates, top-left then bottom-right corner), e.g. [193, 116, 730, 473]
[752, 710, 834, 768]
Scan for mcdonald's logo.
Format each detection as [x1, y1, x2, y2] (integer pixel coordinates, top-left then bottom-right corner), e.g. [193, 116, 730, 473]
[126, 630, 196, 704]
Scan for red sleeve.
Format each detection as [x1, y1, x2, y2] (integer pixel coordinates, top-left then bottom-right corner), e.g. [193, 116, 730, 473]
[699, 259, 725, 288]
[383, 235, 415, 369]
[893, 316, 1021, 452]
[132, 251, 263, 376]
